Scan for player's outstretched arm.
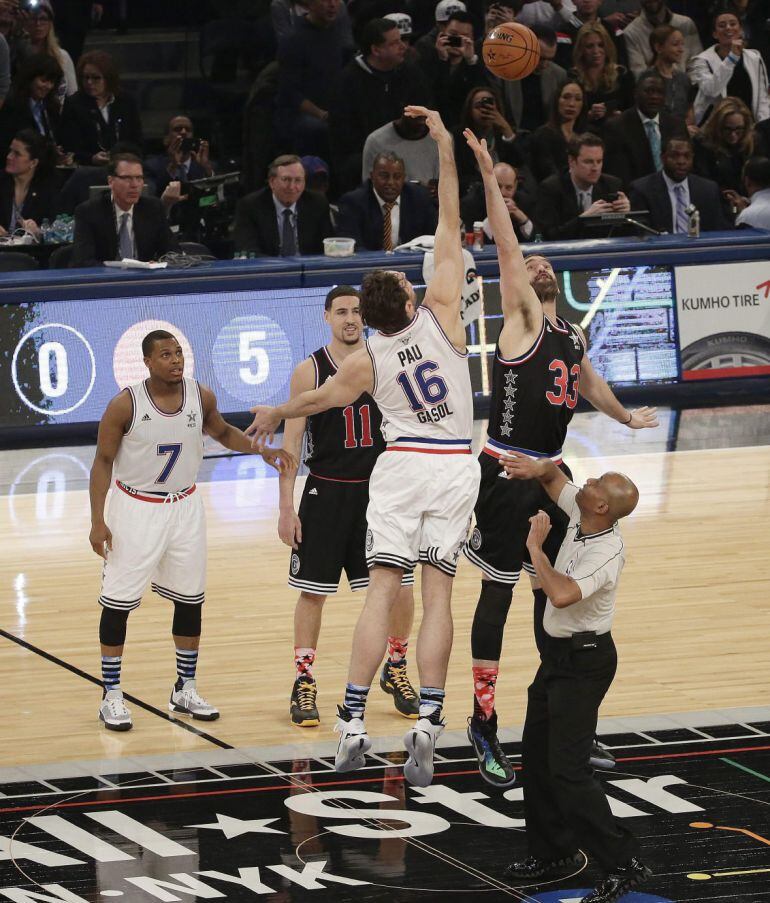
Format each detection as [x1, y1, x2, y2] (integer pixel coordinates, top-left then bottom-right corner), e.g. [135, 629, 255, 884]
[579, 355, 659, 429]
[502, 453, 568, 504]
[199, 384, 298, 472]
[278, 359, 314, 549]
[405, 105, 464, 313]
[463, 128, 540, 323]
[89, 390, 132, 558]
[247, 348, 374, 446]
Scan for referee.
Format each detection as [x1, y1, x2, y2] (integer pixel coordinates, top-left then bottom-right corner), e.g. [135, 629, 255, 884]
[500, 453, 651, 903]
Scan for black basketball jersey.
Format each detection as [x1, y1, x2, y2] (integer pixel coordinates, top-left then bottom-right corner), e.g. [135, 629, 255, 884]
[483, 316, 586, 459]
[304, 346, 385, 480]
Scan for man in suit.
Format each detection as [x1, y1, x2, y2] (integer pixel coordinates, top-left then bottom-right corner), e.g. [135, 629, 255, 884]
[70, 152, 179, 267]
[335, 150, 438, 251]
[144, 116, 213, 196]
[534, 132, 630, 241]
[233, 154, 332, 256]
[460, 162, 537, 242]
[629, 135, 731, 234]
[603, 71, 688, 191]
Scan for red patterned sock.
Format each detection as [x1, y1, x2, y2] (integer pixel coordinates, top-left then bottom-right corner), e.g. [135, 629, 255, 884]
[387, 636, 408, 665]
[472, 665, 498, 721]
[294, 647, 315, 678]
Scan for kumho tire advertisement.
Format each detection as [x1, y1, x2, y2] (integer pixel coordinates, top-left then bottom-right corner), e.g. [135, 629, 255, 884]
[675, 261, 770, 380]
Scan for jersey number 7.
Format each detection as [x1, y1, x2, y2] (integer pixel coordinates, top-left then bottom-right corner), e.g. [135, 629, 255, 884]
[155, 443, 182, 483]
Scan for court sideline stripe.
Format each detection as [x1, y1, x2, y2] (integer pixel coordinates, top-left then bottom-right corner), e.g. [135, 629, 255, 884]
[0, 627, 234, 750]
[719, 757, 770, 784]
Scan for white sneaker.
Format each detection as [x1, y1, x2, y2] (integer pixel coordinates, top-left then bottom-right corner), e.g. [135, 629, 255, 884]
[334, 712, 371, 772]
[403, 717, 444, 786]
[99, 689, 132, 731]
[169, 679, 220, 721]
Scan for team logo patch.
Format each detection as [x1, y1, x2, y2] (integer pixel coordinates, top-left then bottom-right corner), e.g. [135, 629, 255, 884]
[366, 528, 374, 552]
[187, 412, 197, 427]
[290, 553, 300, 575]
[470, 527, 482, 551]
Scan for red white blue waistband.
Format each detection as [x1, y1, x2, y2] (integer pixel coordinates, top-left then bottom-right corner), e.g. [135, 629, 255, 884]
[116, 480, 197, 502]
[482, 437, 563, 463]
[386, 437, 473, 455]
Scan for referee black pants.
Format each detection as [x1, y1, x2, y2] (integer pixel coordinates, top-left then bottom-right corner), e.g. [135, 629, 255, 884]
[521, 632, 639, 872]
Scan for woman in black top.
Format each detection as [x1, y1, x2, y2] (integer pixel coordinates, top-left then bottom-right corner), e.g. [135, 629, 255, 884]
[693, 96, 757, 197]
[528, 80, 585, 183]
[649, 25, 694, 124]
[0, 128, 58, 239]
[452, 85, 524, 195]
[569, 22, 634, 134]
[0, 54, 67, 159]
[60, 50, 143, 165]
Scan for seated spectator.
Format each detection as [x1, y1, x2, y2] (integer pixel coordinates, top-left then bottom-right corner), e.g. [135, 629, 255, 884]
[234, 153, 332, 256]
[493, 26, 568, 135]
[276, 0, 354, 158]
[55, 141, 144, 215]
[144, 116, 213, 196]
[649, 25, 696, 123]
[383, 12, 415, 64]
[362, 109, 439, 188]
[460, 161, 537, 241]
[529, 79, 586, 183]
[452, 85, 524, 195]
[731, 156, 770, 229]
[688, 4, 770, 127]
[604, 70, 688, 189]
[336, 150, 437, 250]
[413, 0, 467, 66]
[0, 53, 65, 158]
[694, 96, 757, 196]
[0, 2, 23, 81]
[629, 135, 730, 232]
[22, 0, 76, 105]
[516, 0, 578, 29]
[623, 0, 702, 77]
[271, 0, 353, 44]
[70, 152, 179, 267]
[534, 131, 629, 239]
[61, 50, 143, 166]
[417, 10, 486, 130]
[569, 22, 634, 133]
[0, 128, 57, 239]
[329, 18, 431, 193]
[553, 0, 630, 71]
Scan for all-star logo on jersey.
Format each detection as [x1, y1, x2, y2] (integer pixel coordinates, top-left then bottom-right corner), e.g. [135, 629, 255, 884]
[187, 412, 197, 427]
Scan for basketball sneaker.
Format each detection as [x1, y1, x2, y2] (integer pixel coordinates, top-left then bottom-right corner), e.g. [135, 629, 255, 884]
[579, 858, 652, 902]
[379, 661, 419, 718]
[169, 679, 219, 721]
[334, 706, 371, 772]
[403, 716, 444, 787]
[290, 676, 320, 727]
[99, 689, 132, 731]
[589, 738, 616, 769]
[505, 852, 583, 881]
[467, 713, 516, 788]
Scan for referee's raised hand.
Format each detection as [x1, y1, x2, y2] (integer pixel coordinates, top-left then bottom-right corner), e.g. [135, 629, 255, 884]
[526, 511, 552, 551]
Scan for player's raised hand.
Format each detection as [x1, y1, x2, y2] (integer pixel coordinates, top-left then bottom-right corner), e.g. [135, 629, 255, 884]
[89, 522, 113, 560]
[260, 446, 297, 474]
[405, 106, 449, 144]
[463, 129, 494, 176]
[502, 452, 545, 481]
[625, 406, 659, 429]
[246, 405, 282, 447]
[526, 510, 551, 550]
[278, 510, 303, 549]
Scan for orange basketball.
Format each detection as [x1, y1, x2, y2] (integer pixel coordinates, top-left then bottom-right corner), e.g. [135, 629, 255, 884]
[482, 22, 541, 81]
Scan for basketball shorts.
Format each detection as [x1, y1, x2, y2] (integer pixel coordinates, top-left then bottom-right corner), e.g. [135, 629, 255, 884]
[99, 484, 206, 611]
[463, 453, 572, 584]
[366, 450, 480, 577]
[289, 474, 413, 596]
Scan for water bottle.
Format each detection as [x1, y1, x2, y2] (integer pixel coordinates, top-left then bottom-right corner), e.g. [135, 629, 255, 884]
[40, 218, 51, 243]
[685, 205, 700, 238]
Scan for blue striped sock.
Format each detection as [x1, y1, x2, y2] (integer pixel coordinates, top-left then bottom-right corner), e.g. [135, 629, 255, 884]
[343, 683, 370, 719]
[102, 655, 122, 693]
[176, 648, 198, 685]
[419, 686, 445, 722]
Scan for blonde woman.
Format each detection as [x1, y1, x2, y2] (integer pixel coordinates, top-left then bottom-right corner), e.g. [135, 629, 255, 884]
[23, 0, 76, 106]
[569, 22, 633, 133]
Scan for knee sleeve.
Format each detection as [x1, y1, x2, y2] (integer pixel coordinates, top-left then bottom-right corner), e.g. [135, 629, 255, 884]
[99, 607, 129, 646]
[471, 580, 514, 661]
[172, 601, 202, 637]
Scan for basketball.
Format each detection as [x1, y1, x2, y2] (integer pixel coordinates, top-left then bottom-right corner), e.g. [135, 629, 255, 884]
[482, 22, 541, 81]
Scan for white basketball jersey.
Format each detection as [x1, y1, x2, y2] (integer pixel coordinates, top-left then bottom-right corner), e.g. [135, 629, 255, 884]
[366, 306, 473, 449]
[113, 378, 204, 492]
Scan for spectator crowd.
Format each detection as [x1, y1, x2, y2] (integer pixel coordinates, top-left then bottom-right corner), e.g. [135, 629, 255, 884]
[0, 0, 768, 267]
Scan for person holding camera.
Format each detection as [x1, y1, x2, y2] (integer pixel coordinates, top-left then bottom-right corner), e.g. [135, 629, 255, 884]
[535, 131, 630, 240]
[144, 115, 213, 198]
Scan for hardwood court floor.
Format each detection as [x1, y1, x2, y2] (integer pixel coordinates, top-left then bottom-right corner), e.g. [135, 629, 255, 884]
[1, 408, 769, 768]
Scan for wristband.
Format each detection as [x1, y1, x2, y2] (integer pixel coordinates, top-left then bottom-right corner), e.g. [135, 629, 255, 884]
[622, 412, 633, 424]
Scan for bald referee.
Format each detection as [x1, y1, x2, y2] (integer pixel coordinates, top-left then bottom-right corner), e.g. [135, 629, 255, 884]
[500, 453, 651, 903]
